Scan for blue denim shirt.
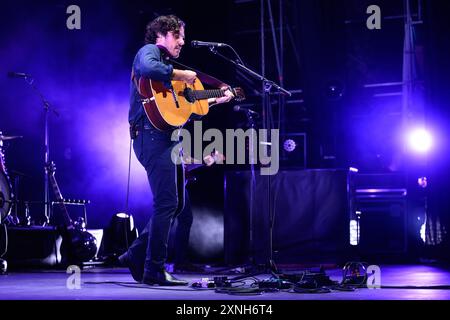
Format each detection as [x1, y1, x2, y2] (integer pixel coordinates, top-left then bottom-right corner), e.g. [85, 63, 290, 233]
[128, 44, 174, 126]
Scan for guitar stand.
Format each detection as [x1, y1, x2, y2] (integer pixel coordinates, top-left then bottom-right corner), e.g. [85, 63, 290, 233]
[51, 199, 90, 227]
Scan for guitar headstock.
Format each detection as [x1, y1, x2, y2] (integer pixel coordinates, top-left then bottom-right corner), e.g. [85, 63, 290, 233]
[231, 87, 246, 102]
[45, 161, 57, 176]
[204, 150, 225, 166]
[212, 150, 225, 164]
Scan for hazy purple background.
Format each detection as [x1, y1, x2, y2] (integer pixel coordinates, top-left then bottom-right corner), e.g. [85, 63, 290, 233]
[1, 0, 450, 262]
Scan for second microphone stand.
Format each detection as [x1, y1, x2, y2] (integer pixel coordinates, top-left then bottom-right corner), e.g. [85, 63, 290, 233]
[206, 44, 291, 276]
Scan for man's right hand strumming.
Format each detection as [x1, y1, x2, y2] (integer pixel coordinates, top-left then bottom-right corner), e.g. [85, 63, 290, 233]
[172, 69, 197, 84]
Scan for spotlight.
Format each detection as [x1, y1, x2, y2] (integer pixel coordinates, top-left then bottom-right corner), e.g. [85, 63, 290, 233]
[408, 128, 432, 153]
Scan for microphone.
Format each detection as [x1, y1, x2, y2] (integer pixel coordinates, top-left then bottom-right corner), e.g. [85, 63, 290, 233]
[191, 40, 226, 48]
[7, 71, 31, 78]
[234, 105, 259, 115]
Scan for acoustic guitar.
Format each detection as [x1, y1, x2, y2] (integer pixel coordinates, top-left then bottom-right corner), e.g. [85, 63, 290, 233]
[45, 162, 97, 264]
[138, 78, 245, 131]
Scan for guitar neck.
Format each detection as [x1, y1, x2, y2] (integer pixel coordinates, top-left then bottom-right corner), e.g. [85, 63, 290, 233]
[185, 163, 204, 172]
[193, 89, 226, 101]
[48, 174, 73, 226]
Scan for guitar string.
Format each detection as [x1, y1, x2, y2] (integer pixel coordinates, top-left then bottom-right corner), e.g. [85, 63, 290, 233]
[194, 89, 223, 100]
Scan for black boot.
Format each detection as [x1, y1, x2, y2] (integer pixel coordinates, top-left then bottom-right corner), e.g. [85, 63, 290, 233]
[143, 266, 188, 286]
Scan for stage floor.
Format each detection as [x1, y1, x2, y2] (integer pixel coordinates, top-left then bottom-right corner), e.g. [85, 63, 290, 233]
[1, 264, 450, 300]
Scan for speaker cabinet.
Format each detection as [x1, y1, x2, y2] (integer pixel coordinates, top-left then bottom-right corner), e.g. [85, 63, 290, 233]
[353, 174, 409, 256]
[356, 189, 408, 255]
[224, 169, 353, 265]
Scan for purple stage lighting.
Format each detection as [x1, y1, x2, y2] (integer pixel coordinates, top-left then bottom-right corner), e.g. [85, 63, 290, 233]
[283, 139, 296, 152]
[408, 128, 433, 153]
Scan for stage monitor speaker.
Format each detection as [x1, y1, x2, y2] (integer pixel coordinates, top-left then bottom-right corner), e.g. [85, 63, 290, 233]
[224, 169, 354, 266]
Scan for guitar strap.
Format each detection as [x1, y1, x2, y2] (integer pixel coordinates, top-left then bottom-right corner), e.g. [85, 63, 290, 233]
[168, 58, 230, 90]
[130, 47, 230, 95]
[131, 69, 140, 93]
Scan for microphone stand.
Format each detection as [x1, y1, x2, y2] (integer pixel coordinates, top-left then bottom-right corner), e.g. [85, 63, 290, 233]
[206, 45, 291, 276]
[208, 46, 291, 97]
[246, 109, 257, 270]
[22, 75, 59, 226]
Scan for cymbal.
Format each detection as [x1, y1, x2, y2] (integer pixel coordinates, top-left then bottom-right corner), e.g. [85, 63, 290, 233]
[0, 134, 23, 141]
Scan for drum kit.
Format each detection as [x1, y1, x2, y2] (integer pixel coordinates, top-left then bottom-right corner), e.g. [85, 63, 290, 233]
[0, 132, 22, 225]
[1, 75, 98, 273]
[1, 132, 23, 273]
[1, 130, 98, 265]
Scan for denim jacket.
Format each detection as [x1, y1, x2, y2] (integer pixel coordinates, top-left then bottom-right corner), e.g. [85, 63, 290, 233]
[128, 44, 173, 126]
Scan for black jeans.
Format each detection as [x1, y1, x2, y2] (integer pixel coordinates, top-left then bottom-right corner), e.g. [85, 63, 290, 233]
[172, 192, 193, 265]
[126, 124, 192, 275]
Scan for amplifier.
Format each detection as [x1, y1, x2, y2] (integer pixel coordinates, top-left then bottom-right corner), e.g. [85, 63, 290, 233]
[1, 226, 63, 268]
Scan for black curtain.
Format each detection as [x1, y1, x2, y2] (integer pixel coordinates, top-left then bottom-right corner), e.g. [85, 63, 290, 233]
[423, 0, 450, 260]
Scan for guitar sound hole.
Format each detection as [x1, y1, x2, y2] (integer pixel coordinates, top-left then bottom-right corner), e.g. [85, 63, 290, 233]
[183, 88, 196, 103]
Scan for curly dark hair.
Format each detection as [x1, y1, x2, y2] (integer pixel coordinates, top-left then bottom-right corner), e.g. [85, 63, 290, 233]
[144, 15, 185, 44]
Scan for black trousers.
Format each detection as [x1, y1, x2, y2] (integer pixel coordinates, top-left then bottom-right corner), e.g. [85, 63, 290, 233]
[126, 125, 192, 274]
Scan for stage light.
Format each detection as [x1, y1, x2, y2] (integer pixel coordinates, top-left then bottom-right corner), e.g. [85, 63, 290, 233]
[325, 80, 344, 101]
[419, 218, 426, 243]
[349, 211, 361, 246]
[283, 139, 296, 152]
[408, 128, 432, 153]
[349, 220, 359, 246]
[417, 176, 427, 188]
[102, 212, 138, 257]
[0, 259, 6, 274]
[417, 177, 427, 243]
